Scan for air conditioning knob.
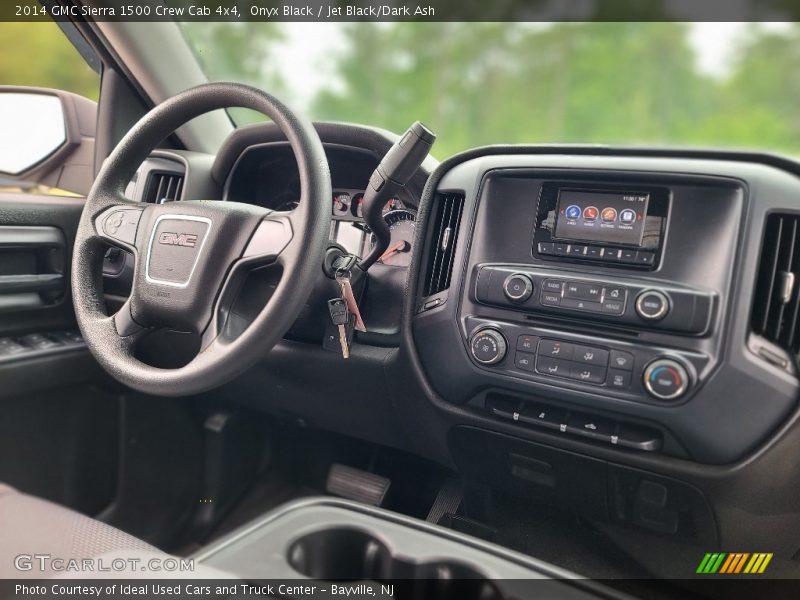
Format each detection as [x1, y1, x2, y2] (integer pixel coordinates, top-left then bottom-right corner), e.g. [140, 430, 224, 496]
[643, 358, 689, 400]
[503, 273, 533, 303]
[470, 328, 508, 365]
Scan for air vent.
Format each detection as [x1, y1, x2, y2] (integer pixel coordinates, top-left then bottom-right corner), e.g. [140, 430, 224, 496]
[422, 193, 465, 298]
[143, 171, 183, 204]
[751, 213, 800, 362]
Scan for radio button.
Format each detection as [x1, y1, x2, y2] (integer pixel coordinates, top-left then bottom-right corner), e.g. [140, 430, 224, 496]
[503, 273, 533, 302]
[538, 339, 574, 360]
[619, 249, 637, 263]
[586, 245, 603, 258]
[573, 345, 609, 366]
[540, 292, 562, 306]
[565, 281, 603, 301]
[636, 290, 670, 320]
[568, 244, 588, 256]
[609, 350, 635, 371]
[601, 248, 621, 261]
[536, 356, 572, 378]
[542, 279, 564, 293]
[569, 363, 607, 384]
[553, 243, 569, 256]
[561, 298, 603, 312]
[517, 335, 538, 352]
[601, 299, 625, 315]
[635, 250, 656, 265]
[537, 242, 555, 255]
[608, 369, 632, 389]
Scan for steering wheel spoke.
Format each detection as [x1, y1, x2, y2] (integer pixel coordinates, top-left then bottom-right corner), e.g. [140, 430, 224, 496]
[242, 211, 296, 264]
[94, 201, 147, 254]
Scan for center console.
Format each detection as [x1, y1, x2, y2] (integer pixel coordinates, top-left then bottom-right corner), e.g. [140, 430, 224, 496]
[195, 497, 623, 599]
[412, 154, 758, 465]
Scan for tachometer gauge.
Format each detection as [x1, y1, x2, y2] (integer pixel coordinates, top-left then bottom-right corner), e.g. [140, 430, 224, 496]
[375, 209, 416, 267]
[352, 193, 365, 218]
[382, 197, 403, 215]
[332, 192, 351, 216]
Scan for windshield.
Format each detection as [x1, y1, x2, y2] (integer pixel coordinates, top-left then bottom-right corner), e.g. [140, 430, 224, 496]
[179, 22, 799, 158]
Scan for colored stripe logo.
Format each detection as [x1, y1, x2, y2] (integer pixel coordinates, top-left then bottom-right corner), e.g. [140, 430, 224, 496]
[696, 553, 772, 574]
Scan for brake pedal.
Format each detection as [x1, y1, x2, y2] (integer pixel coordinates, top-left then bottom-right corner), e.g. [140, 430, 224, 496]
[326, 463, 390, 506]
[426, 477, 463, 524]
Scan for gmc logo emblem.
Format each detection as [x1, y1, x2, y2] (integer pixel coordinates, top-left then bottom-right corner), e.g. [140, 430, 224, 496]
[158, 232, 198, 247]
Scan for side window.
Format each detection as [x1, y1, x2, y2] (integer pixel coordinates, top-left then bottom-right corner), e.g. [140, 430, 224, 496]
[0, 21, 99, 196]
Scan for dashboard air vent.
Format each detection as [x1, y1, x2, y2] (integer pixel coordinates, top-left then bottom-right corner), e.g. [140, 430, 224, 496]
[751, 213, 800, 361]
[143, 171, 184, 204]
[423, 193, 465, 297]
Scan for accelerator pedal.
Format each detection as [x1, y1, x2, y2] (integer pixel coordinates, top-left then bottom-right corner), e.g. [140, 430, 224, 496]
[326, 463, 390, 506]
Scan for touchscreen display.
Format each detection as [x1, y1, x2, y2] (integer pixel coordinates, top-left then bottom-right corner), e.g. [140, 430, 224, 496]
[554, 189, 649, 246]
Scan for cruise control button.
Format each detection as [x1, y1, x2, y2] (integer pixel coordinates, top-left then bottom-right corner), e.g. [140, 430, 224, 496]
[517, 335, 538, 352]
[608, 369, 632, 389]
[538, 339, 574, 360]
[569, 363, 607, 383]
[535, 356, 572, 378]
[515, 352, 535, 371]
[564, 281, 603, 301]
[573, 345, 609, 366]
[566, 414, 615, 440]
[520, 404, 566, 430]
[542, 279, 564, 293]
[609, 350, 635, 371]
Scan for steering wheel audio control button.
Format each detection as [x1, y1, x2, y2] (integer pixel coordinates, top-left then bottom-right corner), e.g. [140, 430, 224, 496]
[635, 290, 670, 321]
[101, 208, 143, 246]
[503, 273, 533, 302]
[643, 358, 689, 400]
[470, 328, 508, 365]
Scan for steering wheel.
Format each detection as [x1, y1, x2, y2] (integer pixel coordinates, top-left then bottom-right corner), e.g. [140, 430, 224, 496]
[72, 83, 331, 396]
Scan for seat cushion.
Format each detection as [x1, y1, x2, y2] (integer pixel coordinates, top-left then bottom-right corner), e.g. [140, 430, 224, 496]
[0, 483, 158, 578]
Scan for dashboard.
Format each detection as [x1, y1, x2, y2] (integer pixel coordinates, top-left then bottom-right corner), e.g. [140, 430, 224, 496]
[115, 126, 800, 570]
[223, 141, 419, 267]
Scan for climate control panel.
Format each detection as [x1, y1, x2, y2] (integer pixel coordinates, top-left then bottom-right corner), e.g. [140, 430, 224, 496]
[466, 318, 706, 405]
[475, 265, 713, 334]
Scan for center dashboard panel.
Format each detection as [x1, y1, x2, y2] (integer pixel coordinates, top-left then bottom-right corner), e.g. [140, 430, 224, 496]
[410, 153, 800, 466]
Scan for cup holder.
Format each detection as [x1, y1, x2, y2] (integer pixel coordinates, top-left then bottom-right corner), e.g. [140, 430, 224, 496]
[288, 528, 392, 581]
[288, 528, 504, 600]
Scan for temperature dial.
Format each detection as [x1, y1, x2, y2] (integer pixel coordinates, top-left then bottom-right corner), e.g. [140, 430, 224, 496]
[643, 358, 689, 401]
[470, 328, 508, 365]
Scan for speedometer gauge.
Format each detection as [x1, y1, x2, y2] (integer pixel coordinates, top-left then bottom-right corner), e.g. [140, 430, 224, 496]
[332, 192, 351, 216]
[374, 209, 416, 267]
